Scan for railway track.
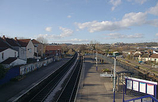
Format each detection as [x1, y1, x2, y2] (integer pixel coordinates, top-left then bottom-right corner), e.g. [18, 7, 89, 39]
[55, 56, 83, 102]
[27, 54, 78, 102]
[12, 53, 78, 102]
[14, 53, 83, 102]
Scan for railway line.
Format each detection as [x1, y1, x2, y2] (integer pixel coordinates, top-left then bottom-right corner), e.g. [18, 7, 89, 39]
[55, 56, 82, 102]
[11, 53, 83, 102]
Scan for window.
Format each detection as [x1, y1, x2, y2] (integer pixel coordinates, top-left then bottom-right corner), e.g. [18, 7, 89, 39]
[2, 53, 4, 60]
[28, 48, 32, 53]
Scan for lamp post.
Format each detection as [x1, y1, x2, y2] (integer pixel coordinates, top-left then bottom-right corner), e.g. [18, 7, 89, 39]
[96, 50, 98, 71]
[113, 56, 116, 102]
[123, 83, 125, 102]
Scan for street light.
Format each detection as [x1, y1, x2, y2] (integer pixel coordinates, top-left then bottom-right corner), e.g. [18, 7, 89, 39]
[96, 50, 98, 71]
[113, 56, 116, 102]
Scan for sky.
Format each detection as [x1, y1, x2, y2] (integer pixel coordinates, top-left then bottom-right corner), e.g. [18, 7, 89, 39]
[0, 0, 158, 44]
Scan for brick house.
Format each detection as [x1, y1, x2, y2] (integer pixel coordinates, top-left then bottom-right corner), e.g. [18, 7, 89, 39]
[45, 45, 61, 60]
[32, 39, 44, 58]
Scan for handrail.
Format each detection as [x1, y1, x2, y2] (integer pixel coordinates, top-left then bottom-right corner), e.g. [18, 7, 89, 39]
[125, 95, 158, 102]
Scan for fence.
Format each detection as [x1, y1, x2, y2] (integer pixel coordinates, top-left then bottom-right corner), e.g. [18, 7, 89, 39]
[0, 58, 54, 85]
[97, 54, 139, 76]
[125, 95, 158, 102]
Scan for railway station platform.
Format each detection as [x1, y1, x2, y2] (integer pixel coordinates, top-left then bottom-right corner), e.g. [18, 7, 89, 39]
[76, 56, 141, 102]
[0, 57, 70, 102]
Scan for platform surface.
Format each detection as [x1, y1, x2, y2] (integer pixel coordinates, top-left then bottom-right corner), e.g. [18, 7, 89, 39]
[77, 56, 141, 102]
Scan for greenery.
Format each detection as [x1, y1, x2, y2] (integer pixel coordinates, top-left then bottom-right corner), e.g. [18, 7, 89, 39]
[0, 64, 6, 79]
[10, 75, 25, 81]
[67, 49, 75, 55]
[102, 68, 111, 72]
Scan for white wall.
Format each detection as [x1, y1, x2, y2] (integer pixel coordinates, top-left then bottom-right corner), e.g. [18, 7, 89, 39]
[0, 48, 18, 63]
[19, 47, 27, 60]
[11, 59, 26, 66]
[26, 40, 34, 58]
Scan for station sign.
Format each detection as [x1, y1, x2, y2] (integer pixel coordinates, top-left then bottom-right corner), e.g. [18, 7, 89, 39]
[125, 76, 157, 98]
[100, 73, 113, 77]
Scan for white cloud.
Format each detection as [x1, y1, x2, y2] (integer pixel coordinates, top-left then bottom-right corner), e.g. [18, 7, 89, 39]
[121, 12, 147, 26]
[156, 33, 158, 36]
[70, 38, 89, 42]
[37, 27, 73, 40]
[75, 12, 147, 32]
[147, 19, 158, 27]
[37, 34, 61, 39]
[127, 0, 147, 4]
[135, 0, 147, 4]
[109, 0, 121, 11]
[59, 27, 73, 37]
[45, 27, 52, 32]
[67, 15, 72, 18]
[48, 38, 90, 43]
[105, 33, 143, 39]
[147, 2, 158, 16]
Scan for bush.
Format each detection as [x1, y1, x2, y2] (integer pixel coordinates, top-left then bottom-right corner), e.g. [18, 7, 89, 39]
[102, 68, 111, 72]
[0, 64, 6, 79]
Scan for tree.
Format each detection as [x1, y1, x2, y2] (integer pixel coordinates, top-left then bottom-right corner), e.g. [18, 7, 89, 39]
[90, 40, 100, 51]
[0, 64, 6, 79]
[36, 36, 48, 44]
[67, 49, 75, 55]
[61, 44, 69, 54]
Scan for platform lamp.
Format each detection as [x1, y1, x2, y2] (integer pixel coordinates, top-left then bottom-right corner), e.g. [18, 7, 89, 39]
[113, 56, 116, 102]
[96, 50, 98, 71]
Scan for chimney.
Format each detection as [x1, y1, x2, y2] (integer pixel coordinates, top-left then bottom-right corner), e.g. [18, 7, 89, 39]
[2, 35, 6, 40]
[15, 37, 18, 40]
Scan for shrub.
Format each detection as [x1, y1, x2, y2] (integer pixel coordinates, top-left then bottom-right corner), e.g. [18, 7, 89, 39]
[0, 64, 6, 79]
[102, 68, 111, 72]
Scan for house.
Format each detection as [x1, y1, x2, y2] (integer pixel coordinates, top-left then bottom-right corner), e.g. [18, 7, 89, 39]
[16, 39, 35, 59]
[153, 50, 158, 54]
[32, 39, 44, 58]
[2, 36, 27, 60]
[45, 45, 61, 60]
[133, 51, 142, 55]
[1, 57, 26, 68]
[113, 51, 120, 56]
[0, 37, 27, 68]
[0, 48, 18, 63]
[149, 54, 158, 63]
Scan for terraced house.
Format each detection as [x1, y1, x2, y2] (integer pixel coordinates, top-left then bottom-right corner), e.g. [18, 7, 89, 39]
[0, 36, 27, 68]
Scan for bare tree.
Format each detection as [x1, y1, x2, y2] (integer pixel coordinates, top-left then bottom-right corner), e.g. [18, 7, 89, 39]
[36, 36, 48, 44]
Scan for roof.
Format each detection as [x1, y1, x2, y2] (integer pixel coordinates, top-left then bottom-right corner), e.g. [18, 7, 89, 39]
[17, 39, 31, 47]
[0, 37, 11, 48]
[134, 53, 142, 57]
[150, 54, 158, 58]
[3, 37, 20, 47]
[1, 57, 17, 64]
[142, 54, 149, 57]
[45, 45, 61, 51]
[0, 48, 8, 52]
[32, 39, 41, 44]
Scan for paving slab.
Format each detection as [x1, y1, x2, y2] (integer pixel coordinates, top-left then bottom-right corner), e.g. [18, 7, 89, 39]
[77, 56, 139, 102]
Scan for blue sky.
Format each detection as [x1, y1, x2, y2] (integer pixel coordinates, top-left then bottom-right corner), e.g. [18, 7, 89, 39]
[0, 0, 158, 44]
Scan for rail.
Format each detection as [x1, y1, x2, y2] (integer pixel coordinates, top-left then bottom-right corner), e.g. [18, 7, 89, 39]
[55, 56, 83, 102]
[8, 53, 78, 102]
